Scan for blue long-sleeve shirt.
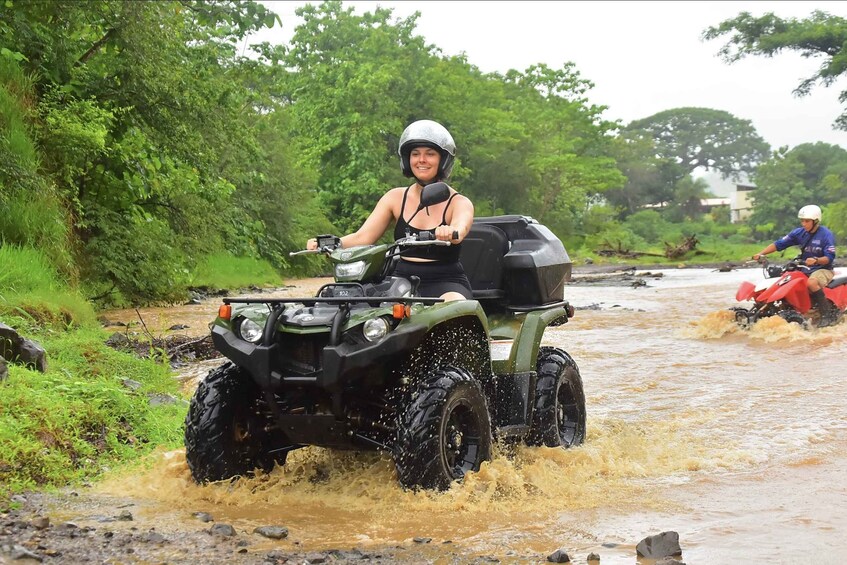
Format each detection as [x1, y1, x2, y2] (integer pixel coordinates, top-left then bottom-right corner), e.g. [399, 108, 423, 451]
[774, 225, 837, 273]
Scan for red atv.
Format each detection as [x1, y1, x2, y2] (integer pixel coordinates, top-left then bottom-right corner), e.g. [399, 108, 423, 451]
[733, 257, 847, 328]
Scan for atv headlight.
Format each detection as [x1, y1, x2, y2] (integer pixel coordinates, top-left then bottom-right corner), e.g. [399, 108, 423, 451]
[237, 318, 263, 343]
[335, 260, 366, 279]
[362, 317, 390, 342]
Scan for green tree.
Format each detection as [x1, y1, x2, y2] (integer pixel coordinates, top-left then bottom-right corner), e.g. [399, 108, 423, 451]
[625, 107, 771, 183]
[749, 148, 812, 237]
[604, 131, 684, 216]
[0, 0, 307, 303]
[750, 142, 847, 237]
[277, 2, 623, 239]
[500, 63, 624, 235]
[703, 10, 847, 129]
[665, 176, 712, 222]
[278, 1, 434, 234]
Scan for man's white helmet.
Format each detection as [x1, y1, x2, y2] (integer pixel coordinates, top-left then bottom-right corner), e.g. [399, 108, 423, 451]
[798, 204, 822, 222]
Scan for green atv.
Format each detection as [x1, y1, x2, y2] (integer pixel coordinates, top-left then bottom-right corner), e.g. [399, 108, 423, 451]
[184, 183, 586, 490]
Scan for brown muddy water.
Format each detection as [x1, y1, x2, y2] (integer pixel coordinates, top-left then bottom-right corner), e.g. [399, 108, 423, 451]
[95, 267, 847, 564]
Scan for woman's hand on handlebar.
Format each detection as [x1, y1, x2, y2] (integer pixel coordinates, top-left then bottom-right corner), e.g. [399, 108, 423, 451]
[306, 238, 318, 251]
[434, 225, 460, 242]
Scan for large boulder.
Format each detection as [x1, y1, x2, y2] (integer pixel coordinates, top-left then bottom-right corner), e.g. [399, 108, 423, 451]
[0, 322, 48, 373]
[0, 355, 8, 382]
[636, 531, 682, 559]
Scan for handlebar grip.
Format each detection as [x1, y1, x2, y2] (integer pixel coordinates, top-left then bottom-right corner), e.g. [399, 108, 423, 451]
[452, 230, 459, 240]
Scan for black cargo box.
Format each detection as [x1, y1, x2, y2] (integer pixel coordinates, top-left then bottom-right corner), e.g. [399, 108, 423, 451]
[459, 215, 571, 308]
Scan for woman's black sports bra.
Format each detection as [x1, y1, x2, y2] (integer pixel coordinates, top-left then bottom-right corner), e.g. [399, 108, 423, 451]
[393, 185, 462, 262]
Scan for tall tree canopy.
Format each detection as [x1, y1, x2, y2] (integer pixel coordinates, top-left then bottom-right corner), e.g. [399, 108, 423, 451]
[703, 10, 847, 130]
[603, 131, 684, 215]
[276, 1, 624, 236]
[625, 107, 771, 182]
[0, 0, 328, 304]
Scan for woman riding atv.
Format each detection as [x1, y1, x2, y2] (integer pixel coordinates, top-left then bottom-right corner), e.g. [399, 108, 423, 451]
[752, 204, 839, 327]
[307, 119, 474, 301]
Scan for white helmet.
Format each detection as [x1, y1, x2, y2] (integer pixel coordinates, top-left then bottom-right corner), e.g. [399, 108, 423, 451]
[798, 204, 822, 222]
[398, 119, 456, 180]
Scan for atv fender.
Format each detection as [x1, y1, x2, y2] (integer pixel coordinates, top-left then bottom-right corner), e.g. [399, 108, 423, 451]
[825, 282, 847, 310]
[736, 280, 757, 302]
[326, 301, 490, 391]
[757, 273, 811, 312]
[486, 306, 570, 432]
[396, 300, 492, 383]
[494, 306, 570, 375]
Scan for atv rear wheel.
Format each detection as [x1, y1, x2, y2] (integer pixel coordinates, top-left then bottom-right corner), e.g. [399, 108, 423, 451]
[185, 362, 287, 483]
[395, 366, 492, 490]
[527, 347, 586, 448]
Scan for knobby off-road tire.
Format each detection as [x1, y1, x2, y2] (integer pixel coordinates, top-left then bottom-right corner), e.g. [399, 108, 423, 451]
[777, 309, 807, 327]
[395, 366, 492, 491]
[527, 346, 587, 448]
[184, 362, 286, 483]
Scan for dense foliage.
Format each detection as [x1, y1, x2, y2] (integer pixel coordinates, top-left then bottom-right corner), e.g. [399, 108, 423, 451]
[1, 0, 323, 305]
[5, 0, 825, 306]
[749, 142, 847, 238]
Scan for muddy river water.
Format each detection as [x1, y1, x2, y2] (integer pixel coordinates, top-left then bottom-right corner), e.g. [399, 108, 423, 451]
[95, 267, 847, 564]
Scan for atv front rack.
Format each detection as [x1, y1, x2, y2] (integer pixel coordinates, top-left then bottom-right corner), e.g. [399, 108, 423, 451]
[222, 296, 444, 305]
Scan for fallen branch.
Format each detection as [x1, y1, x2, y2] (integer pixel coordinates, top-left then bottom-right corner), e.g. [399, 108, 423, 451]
[663, 235, 699, 259]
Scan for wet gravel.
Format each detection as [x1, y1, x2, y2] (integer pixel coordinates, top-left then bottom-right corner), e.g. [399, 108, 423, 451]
[0, 492, 441, 564]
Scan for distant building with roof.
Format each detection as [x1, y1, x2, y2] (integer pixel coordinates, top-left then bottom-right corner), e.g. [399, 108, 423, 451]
[730, 183, 756, 223]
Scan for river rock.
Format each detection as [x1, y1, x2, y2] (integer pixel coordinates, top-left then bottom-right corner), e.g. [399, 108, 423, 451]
[636, 531, 682, 559]
[547, 548, 571, 562]
[209, 523, 236, 537]
[254, 526, 288, 540]
[0, 322, 48, 372]
[193, 512, 214, 522]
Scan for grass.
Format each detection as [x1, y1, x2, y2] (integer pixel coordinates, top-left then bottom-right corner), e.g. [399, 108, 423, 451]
[0, 326, 186, 495]
[189, 252, 282, 290]
[0, 244, 186, 504]
[0, 245, 91, 330]
[569, 239, 768, 268]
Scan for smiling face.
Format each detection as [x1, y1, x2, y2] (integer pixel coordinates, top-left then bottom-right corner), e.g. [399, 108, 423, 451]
[409, 146, 441, 184]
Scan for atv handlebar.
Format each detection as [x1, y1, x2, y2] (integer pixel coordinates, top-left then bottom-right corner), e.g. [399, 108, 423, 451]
[289, 232, 453, 257]
[756, 255, 804, 279]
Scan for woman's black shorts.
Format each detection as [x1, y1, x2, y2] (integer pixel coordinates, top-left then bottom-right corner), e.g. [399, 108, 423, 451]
[392, 259, 473, 299]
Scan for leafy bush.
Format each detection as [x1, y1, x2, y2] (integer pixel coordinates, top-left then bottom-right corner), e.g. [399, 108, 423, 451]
[585, 220, 647, 254]
[82, 209, 190, 307]
[623, 209, 667, 243]
[189, 253, 281, 290]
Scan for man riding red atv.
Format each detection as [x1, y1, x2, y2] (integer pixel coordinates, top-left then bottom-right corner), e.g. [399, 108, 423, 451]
[739, 204, 844, 328]
[734, 256, 847, 327]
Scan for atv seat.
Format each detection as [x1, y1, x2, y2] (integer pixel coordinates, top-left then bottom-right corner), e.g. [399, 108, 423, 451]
[828, 275, 847, 288]
[459, 223, 510, 300]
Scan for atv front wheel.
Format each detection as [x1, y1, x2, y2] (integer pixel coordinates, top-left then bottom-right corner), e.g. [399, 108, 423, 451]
[527, 347, 586, 448]
[395, 366, 492, 490]
[185, 362, 288, 482]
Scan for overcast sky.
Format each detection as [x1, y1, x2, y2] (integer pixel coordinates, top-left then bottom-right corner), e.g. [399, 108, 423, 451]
[252, 1, 847, 153]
